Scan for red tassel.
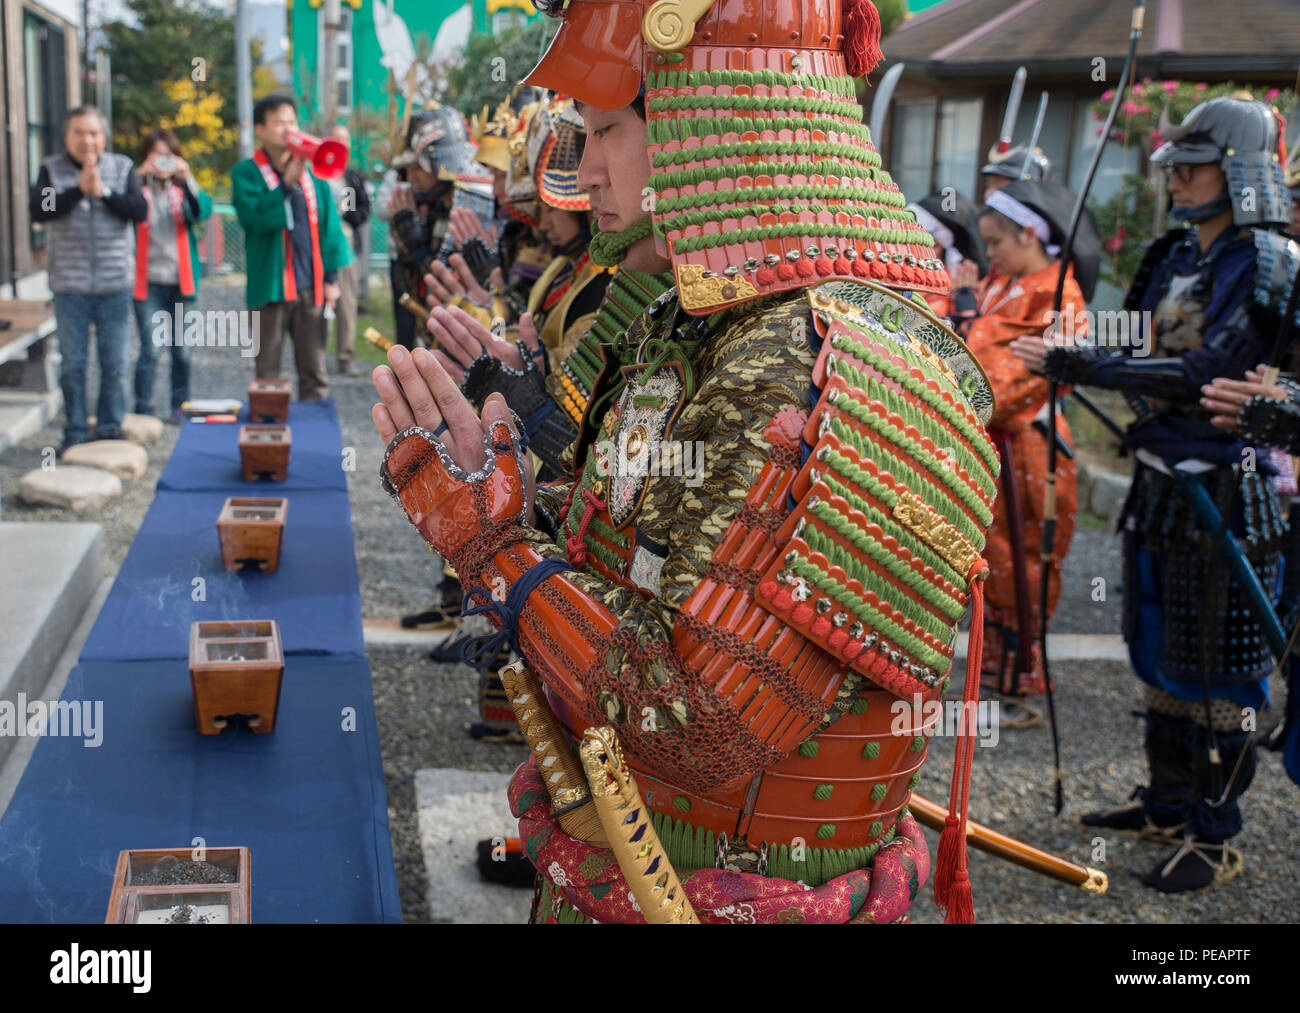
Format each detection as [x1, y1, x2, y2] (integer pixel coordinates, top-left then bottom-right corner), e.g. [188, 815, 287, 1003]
[757, 580, 779, 600]
[778, 263, 796, 281]
[933, 814, 962, 905]
[933, 561, 988, 925]
[796, 258, 815, 278]
[756, 268, 776, 286]
[842, 0, 884, 78]
[792, 603, 814, 625]
[945, 868, 974, 925]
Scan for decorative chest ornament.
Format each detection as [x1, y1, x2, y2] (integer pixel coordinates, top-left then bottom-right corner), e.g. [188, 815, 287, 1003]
[246, 378, 291, 423]
[188, 620, 284, 734]
[217, 497, 288, 572]
[106, 846, 251, 924]
[238, 424, 291, 482]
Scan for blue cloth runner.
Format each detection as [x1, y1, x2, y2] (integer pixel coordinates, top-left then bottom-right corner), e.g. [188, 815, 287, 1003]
[0, 655, 401, 923]
[80, 489, 364, 661]
[157, 399, 350, 492]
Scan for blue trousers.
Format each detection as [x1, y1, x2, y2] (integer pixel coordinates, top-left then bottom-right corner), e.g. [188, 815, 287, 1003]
[53, 291, 132, 443]
[132, 284, 193, 415]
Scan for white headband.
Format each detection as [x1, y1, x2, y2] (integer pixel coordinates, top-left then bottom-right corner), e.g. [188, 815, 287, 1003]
[986, 189, 1061, 256]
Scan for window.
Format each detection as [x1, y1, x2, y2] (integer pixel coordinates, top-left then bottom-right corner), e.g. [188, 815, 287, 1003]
[891, 99, 936, 203]
[934, 97, 982, 199]
[24, 10, 67, 253]
[318, 6, 352, 118]
[890, 96, 984, 202]
[1067, 95, 1140, 206]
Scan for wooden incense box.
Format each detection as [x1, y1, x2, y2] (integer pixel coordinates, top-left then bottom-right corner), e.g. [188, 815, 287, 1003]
[188, 620, 284, 734]
[238, 424, 291, 482]
[247, 377, 291, 423]
[106, 847, 251, 924]
[217, 497, 288, 572]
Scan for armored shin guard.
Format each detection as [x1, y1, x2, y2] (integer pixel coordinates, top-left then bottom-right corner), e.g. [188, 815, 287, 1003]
[1144, 704, 1257, 843]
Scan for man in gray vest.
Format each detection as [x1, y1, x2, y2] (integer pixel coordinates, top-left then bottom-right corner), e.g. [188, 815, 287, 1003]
[29, 105, 146, 453]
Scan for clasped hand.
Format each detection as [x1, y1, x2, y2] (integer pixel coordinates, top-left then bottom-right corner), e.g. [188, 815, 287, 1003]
[371, 345, 536, 525]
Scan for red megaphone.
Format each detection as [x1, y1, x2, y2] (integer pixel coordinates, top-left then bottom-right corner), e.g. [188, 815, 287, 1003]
[285, 129, 348, 180]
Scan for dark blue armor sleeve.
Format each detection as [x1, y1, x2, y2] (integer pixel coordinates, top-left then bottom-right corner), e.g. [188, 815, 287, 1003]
[1043, 232, 1268, 403]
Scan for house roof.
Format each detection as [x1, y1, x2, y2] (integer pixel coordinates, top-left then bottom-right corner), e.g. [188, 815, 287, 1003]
[883, 0, 1300, 78]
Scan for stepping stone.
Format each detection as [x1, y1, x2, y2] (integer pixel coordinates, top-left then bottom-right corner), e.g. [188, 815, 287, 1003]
[121, 412, 164, 444]
[19, 466, 122, 511]
[1089, 469, 1131, 524]
[61, 440, 148, 480]
[414, 768, 532, 924]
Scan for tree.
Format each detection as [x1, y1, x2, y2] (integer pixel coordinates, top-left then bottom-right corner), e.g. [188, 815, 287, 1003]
[876, 0, 909, 39]
[440, 20, 552, 120]
[102, 0, 262, 185]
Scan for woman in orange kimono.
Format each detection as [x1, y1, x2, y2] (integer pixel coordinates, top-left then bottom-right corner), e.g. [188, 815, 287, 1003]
[956, 181, 1099, 724]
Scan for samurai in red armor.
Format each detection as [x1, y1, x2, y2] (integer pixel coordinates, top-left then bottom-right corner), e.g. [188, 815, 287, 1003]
[372, 0, 1002, 923]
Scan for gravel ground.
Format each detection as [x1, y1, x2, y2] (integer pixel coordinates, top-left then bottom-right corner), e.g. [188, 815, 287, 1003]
[909, 660, 1297, 924]
[3, 281, 1292, 923]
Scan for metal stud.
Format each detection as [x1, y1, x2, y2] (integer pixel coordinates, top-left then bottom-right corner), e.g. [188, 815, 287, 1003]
[724, 265, 739, 277]
[785, 550, 799, 565]
[786, 250, 802, 262]
[805, 245, 820, 258]
[816, 598, 832, 615]
[745, 258, 760, 272]
[849, 621, 864, 639]
[765, 253, 781, 266]
[832, 612, 849, 627]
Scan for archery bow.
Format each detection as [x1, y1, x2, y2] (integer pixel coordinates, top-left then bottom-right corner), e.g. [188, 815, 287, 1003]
[1039, 0, 1147, 815]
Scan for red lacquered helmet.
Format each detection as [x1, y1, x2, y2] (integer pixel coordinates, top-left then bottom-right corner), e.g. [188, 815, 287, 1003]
[523, 0, 950, 314]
